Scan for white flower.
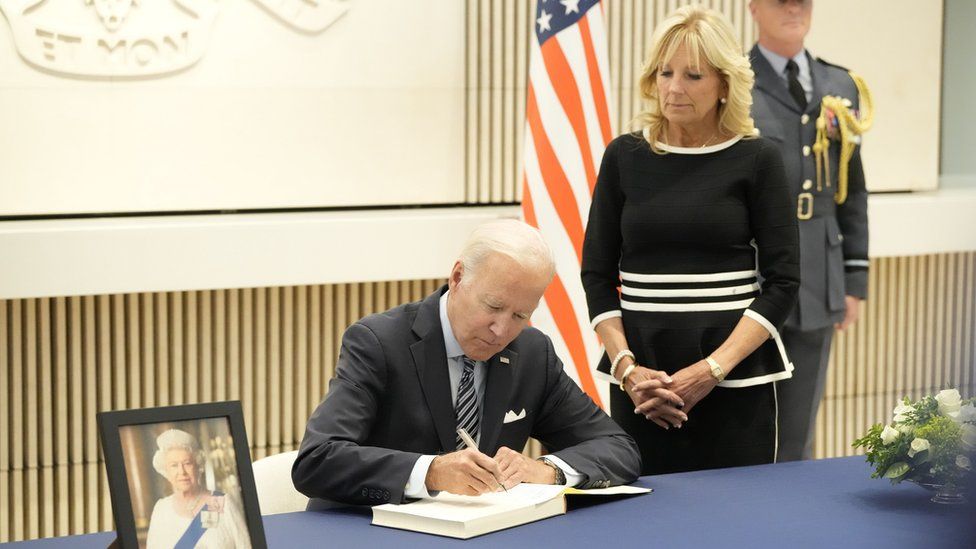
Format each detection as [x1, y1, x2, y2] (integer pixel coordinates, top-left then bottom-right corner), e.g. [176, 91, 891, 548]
[896, 423, 914, 435]
[935, 389, 962, 416]
[959, 403, 976, 423]
[892, 403, 912, 423]
[963, 424, 976, 449]
[880, 425, 899, 445]
[957, 455, 972, 470]
[907, 437, 930, 458]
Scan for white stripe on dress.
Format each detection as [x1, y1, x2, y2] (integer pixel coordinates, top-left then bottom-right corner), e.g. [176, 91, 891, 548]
[620, 269, 758, 283]
[621, 282, 760, 298]
[621, 297, 758, 312]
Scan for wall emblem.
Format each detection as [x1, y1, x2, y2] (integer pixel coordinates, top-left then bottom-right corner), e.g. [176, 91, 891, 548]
[0, 0, 349, 78]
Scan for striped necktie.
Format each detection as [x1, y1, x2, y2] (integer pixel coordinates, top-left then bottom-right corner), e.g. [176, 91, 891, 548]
[454, 356, 480, 450]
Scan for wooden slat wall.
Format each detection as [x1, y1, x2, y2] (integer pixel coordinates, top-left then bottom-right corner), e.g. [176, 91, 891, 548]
[464, 0, 755, 203]
[0, 280, 444, 542]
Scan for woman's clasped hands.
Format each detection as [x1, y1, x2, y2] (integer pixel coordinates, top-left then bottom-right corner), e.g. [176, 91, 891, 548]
[622, 364, 686, 430]
[625, 359, 720, 430]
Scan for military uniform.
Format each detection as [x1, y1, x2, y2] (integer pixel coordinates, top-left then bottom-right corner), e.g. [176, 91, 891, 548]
[749, 44, 869, 461]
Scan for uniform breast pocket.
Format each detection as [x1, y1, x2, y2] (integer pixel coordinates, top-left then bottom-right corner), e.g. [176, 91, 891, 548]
[825, 216, 846, 311]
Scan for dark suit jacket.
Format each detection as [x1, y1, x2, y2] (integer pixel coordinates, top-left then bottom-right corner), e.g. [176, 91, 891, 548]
[750, 45, 869, 331]
[292, 286, 640, 505]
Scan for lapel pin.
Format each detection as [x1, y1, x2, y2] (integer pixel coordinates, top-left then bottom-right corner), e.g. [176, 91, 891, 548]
[500, 356, 510, 364]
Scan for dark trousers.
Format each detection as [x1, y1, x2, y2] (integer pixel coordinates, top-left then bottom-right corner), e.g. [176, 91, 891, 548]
[776, 325, 834, 461]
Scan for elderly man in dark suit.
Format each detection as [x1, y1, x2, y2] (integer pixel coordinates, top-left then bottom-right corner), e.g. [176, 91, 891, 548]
[748, 0, 870, 461]
[293, 219, 640, 505]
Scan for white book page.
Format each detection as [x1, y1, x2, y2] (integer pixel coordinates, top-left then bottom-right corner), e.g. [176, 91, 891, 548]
[376, 483, 566, 522]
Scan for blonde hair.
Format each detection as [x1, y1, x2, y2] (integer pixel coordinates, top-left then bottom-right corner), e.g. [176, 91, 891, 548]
[635, 4, 757, 152]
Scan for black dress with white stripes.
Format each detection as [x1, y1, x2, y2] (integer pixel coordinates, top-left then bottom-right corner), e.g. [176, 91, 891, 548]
[582, 132, 800, 473]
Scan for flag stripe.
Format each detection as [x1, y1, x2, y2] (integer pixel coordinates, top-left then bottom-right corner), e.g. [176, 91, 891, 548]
[554, 26, 610, 193]
[523, 132, 601, 378]
[526, 85, 586, 263]
[545, 272, 602, 408]
[523, 0, 613, 408]
[576, 13, 613, 152]
[523, 185, 602, 409]
[529, 40, 594, 223]
[539, 37, 598, 190]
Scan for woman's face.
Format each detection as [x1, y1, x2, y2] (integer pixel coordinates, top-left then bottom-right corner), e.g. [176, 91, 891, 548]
[164, 448, 199, 493]
[656, 43, 725, 130]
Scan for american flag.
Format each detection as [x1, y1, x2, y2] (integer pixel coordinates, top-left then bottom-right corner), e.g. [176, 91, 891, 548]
[521, 0, 613, 408]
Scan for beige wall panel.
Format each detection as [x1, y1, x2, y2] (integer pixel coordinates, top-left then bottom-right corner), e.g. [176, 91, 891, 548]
[807, 0, 942, 191]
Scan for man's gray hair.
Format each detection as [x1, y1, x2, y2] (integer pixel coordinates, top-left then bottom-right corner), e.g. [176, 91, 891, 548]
[151, 428, 206, 478]
[458, 219, 556, 283]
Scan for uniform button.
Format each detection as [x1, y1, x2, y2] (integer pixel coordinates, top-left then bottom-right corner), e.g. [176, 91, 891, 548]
[801, 114, 810, 124]
[802, 180, 813, 190]
[803, 145, 811, 156]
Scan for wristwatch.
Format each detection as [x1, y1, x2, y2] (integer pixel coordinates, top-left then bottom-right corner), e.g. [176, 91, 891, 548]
[705, 356, 726, 382]
[537, 457, 567, 485]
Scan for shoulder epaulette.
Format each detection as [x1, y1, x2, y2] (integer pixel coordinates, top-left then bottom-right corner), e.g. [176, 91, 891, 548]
[816, 57, 850, 73]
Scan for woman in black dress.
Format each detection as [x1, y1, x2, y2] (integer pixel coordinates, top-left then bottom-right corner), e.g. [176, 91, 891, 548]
[581, 5, 799, 474]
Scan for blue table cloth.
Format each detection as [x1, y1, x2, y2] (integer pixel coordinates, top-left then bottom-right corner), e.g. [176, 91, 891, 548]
[4, 456, 973, 548]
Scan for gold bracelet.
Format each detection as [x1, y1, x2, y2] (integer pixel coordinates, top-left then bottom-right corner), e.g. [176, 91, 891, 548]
[619, 364, 638, 391]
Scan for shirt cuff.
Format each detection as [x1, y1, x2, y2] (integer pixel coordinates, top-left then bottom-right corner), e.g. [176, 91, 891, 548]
[404, 455, 437, 499]
[590, 310, 622, 330]
[541, 454, 584, 487]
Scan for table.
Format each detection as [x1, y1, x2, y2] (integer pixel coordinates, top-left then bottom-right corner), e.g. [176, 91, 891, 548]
[4, 457, 973, 548]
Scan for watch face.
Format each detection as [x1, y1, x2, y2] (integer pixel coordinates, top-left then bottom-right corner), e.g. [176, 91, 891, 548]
[710, 364, 724, 381]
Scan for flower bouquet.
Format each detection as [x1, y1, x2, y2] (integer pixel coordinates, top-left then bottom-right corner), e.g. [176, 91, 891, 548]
[853, 389, 975, 504]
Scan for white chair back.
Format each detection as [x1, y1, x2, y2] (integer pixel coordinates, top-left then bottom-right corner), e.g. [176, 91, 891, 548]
[251, 450, 309, 515]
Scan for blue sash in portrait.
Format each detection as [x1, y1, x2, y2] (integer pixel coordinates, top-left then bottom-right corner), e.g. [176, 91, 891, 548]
[174, 491, 224, 549]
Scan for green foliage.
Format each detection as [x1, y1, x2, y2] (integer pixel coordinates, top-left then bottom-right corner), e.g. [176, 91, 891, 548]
[915, 416, 964, 485]
[853, 391, 974, 488]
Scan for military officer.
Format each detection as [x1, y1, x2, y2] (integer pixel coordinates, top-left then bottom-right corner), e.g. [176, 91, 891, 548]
[748, 0, 871, 461]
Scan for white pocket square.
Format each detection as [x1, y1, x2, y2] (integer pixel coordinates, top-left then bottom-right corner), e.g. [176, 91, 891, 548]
[503, 409, 526, 424]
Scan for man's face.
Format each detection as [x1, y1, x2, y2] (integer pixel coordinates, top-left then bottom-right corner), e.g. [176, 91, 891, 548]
[750, 0, 812, 45]
[446, 253, 549, 361]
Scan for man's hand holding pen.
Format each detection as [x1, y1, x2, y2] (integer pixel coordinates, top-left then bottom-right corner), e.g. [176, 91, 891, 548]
[425, 429, 560, 495]
[424, 447, 507, 496]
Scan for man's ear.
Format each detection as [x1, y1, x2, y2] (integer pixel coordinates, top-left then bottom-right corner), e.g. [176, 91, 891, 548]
[448, 261, 464, 290]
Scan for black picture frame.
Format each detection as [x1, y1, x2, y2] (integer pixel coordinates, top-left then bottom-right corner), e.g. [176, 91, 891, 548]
[97, 401, 267, 549]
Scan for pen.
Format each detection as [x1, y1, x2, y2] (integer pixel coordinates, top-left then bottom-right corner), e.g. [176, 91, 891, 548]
[456, 427, 508, 492]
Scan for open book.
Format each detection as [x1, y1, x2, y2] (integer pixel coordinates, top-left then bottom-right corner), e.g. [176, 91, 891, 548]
[372, 483, 651, 539]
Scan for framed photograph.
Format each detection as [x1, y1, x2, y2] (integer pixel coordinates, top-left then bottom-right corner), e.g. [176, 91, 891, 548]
[98, 401, 267, 549]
